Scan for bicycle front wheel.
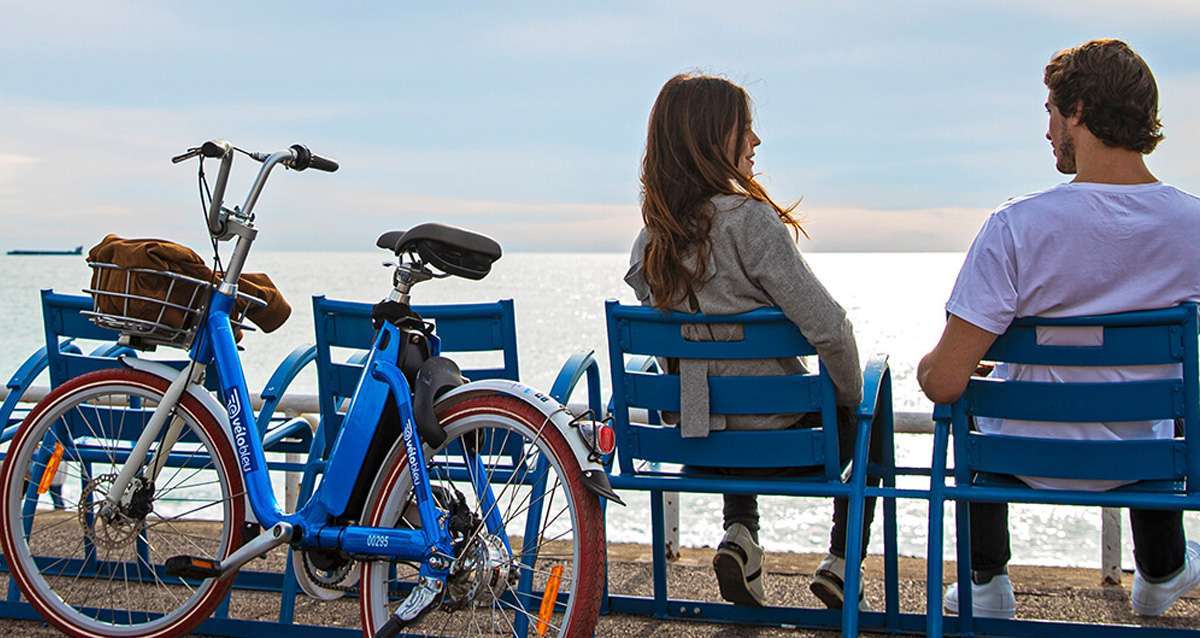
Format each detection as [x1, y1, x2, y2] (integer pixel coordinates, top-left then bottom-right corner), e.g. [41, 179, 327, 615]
[0, 368, 246, 637]
[359, 393, 605, 637]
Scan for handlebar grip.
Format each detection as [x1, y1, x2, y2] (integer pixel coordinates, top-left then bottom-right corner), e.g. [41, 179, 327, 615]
[308, 154, 339, 173]
[201, 140, 230, 159]
[288, 144, 339, 173]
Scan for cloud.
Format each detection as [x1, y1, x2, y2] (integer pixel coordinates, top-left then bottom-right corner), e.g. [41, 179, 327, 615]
[0, 153, 39, 166]
[0, 95, 995, 254]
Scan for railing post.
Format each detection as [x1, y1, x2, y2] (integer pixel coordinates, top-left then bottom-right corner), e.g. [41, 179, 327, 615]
[1101, 507, 1122, 585]
[663, 492, 681, 561]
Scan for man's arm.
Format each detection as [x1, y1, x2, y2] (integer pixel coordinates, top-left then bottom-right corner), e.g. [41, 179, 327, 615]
[917, 315, 1000, 404]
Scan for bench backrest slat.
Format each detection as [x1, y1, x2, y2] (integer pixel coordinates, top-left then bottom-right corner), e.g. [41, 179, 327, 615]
[311, 295, 520, 447]
[952, 304, 1200, 491]
[605, 300, 840, 477]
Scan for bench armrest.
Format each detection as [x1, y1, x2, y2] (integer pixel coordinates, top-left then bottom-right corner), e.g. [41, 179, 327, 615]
[263, 416, 315, 450]
[625, 354, 661, 374]
[255, 343, 318, 436]
[857, 353, 891, 422]
[550, 350, 603, 418]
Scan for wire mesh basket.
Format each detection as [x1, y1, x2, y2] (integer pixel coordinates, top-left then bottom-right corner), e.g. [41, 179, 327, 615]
[84, 261, 267, 349]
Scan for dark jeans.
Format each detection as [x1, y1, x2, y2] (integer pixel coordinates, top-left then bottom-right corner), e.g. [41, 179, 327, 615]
[967, 416, 1188, 581]
[717, 406, 885, 559]
[970, 501, 1185, 580]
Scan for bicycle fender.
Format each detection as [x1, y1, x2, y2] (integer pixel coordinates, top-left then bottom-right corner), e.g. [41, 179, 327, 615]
[413, 356, 465, 449]
[436, 380, 623, 504]
[119, 357, 233, 437]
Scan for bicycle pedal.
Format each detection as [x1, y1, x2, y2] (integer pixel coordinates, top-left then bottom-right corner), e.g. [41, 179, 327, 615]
[165, 555, 222, 580]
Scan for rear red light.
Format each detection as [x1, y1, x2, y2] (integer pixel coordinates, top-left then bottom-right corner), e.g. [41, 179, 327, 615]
[595, 424, 616, 456]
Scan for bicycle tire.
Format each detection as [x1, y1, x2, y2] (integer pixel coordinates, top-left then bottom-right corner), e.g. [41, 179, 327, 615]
[0, 368, 246, 638]
[358, 393, 606, 637]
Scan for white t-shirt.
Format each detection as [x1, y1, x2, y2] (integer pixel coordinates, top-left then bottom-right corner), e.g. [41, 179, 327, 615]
[946, 181, 1200, 490]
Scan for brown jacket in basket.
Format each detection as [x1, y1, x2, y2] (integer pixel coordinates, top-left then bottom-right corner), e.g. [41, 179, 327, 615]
[88, 234, 291, 339]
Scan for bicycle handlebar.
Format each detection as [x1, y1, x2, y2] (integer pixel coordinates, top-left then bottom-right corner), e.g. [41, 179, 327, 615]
[173, 140, 339, 239]
[287, 144, 339, 173]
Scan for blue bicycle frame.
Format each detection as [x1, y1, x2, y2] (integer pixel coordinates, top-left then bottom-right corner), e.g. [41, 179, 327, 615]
[189, 288, 480, 577]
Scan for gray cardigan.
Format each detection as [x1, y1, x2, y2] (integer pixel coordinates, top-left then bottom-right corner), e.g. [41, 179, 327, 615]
[624, 194, 863, 437]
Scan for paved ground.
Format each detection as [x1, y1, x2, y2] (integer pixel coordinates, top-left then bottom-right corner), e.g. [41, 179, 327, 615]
[2, 544, 1198, 636]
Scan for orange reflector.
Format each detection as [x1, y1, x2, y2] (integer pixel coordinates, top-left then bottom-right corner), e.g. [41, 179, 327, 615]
[536, 563, 564, 637]
[36, 442, 65, 495]
[190, 558, 217, 570]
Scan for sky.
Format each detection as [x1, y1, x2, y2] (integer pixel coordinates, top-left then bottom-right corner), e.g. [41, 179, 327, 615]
[1, 2, 1198, 253]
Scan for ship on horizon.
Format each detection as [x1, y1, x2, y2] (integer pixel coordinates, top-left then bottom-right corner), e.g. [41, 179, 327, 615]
[5, 245, 83, 256]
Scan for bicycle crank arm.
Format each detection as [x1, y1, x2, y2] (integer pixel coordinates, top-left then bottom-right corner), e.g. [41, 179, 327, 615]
[166, 522, 293, 580]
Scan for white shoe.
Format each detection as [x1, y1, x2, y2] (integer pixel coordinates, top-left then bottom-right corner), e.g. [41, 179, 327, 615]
[713, 523, 766, 606]
[944, 575, 1016, 619]
[810, 553, 867, 611]
[1132, 540, 1200, 616]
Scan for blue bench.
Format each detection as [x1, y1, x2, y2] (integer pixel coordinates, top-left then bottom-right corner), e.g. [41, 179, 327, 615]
[926, 304, 1200, 637]
[601, 300, 897, 638]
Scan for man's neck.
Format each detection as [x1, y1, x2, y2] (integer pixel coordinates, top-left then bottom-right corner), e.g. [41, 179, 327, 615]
[1071, 138, 1158, 185]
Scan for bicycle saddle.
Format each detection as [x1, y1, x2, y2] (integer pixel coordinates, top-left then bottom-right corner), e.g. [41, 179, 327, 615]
[376, 223, 502, 280]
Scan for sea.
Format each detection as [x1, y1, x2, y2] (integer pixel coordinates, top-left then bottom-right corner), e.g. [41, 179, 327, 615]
[3, 250, 1196, 570]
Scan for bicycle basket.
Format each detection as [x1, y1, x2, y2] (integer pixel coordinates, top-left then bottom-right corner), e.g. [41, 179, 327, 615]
[84, 261, 267, 349]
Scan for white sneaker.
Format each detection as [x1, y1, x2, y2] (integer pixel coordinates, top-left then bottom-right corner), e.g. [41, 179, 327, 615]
[713, 523, 767, 606]
[944, 575, 1016, 619]
[1132, 540, 1200, 616]
[810, 553, 867, 611]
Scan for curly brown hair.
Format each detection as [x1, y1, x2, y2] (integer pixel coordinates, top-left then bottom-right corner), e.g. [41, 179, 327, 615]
[1044, 39, 1164, 154]
[640, 73, 803, 309]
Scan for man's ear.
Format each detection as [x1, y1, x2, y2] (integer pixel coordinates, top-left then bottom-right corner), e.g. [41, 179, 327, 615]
[1067, 100, 1085, 127]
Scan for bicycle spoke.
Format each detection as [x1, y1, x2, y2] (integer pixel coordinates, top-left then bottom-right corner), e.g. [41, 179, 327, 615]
[4, 379, 241, 634]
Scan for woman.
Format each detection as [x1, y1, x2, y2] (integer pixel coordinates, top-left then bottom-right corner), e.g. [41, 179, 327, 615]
[624, 73, 881, 608]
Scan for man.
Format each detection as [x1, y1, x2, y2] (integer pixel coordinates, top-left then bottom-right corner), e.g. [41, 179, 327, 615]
[918, 38, 1200, 619]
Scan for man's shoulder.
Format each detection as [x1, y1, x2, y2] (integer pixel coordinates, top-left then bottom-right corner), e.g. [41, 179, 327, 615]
[991, 184, 1072, 221]
[1164, 184, 1200, 207]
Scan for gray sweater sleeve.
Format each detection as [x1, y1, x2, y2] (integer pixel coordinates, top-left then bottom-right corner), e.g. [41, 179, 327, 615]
[736, 206, 864, 406]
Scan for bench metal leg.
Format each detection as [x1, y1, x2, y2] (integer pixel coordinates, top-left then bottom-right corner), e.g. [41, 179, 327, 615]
[882, 402, 900, 631]
[650, 489, 669, 618]
[927, 423, 950, 638]
[955, 498, 975, 637]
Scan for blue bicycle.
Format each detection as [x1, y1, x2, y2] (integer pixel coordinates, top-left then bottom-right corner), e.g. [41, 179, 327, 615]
[0, 141, 616, 637]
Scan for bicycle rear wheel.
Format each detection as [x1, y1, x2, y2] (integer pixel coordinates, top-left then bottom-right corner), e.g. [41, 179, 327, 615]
[0, 368, 246, 637]
[359, 393, 605, 637]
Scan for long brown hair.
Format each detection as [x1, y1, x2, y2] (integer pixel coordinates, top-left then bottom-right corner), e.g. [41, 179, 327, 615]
[640, 73, 803, 309]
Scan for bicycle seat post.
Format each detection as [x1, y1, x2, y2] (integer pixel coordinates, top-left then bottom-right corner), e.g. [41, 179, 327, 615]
[387, 263, 433, 305]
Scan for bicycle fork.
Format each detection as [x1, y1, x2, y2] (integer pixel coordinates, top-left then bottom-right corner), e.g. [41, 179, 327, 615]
[101, 363, 203, 515]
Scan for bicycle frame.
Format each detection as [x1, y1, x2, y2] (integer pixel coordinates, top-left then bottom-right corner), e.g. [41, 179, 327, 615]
[107, 287, 475, 574]
[95, 143, 522, 585]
